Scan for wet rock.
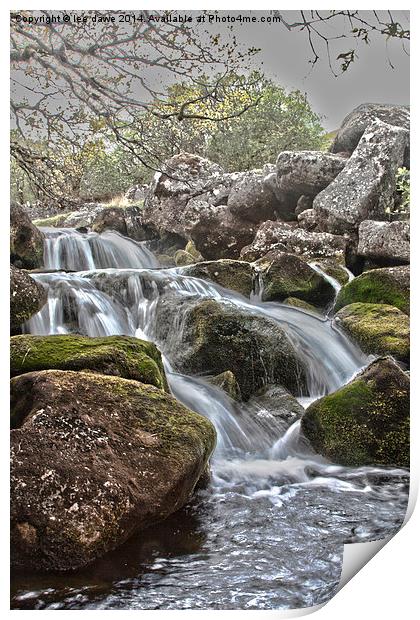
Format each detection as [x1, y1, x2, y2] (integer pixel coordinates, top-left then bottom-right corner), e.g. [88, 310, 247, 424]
[357, 220, 410, 265]
[334, 266, 409, 314]
[181, 259, 254, 297]
[249, 384, 305, 428]
[11, 370, 216, 571]
[276, 151, 346, 198]
[190, 204, 257, 260]
[335, 303, 409, 364]
[314, 120, 409, 234]
[11, 204, 45, 269]
[283, 297, 320, 314]
[240, 221, 347, 262]
[155, 296, 307, 400]
[10, 266, 47, 334]
[10, 334, 169, 391]
[330, 103, 410, 156]
[255, 250, 335, 307]
[309, 259, 350, 286]
[301, 357, 409, 468]
[207, 370, 242, 401]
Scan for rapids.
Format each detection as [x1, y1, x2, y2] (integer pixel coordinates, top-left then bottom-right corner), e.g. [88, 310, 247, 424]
[11, 227, 409, 610]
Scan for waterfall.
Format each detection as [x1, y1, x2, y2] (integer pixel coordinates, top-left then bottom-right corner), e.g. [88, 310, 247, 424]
[16, 227, 408, 611]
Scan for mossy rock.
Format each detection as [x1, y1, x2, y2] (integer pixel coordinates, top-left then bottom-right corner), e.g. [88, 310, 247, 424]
[155, 296, 307, 400]
[283, 297, 320, 314]
[33, 213, 70, 228]
[182, 259, 254, 297]
[335, 303, 409, 364]
[255, 250, 335, 307]
[335, 266, 409, 314]
[207, 370, 242, 401]
[174, 249, 196, 267]
[301, 357, 409, 468]
[11, 369, 216, 571]
[11, 204, 45, 269]
[10, 266, 47, 334]
[10, 334, 169, 391]
[185, 240, 203, 261]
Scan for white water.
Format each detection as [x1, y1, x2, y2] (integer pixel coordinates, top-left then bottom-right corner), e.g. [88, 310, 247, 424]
[14, 227, 409, 611]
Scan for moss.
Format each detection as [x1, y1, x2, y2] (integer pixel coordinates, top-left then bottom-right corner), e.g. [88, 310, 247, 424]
[283, 297, 320, 314]
[33, 213, 70, 227]
[335, 267, 409, 314]
[182, 260, 254, 297]
[174, 249, 196, 266]
[301, 358, 409, 468]
[185, 240, 203, 261]
[207, 370, 242, 401]
[256, 252, 335, 307]
[335, 303, 409, 363]
[10, 334, 169, 391]
[311, 259, 350, 286]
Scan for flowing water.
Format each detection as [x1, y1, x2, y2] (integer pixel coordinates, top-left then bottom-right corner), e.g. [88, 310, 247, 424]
[11, 227, 409, 610]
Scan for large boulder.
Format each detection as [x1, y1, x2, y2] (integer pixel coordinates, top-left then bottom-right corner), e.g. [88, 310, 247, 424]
[301, 358, 409, 468]
[154, 296, 307, 400]
[91, 207, 128, 236]
[10, 334, 169, 391]
[331, 103, 410, 156]
[180, 259, 254, 297]
[240, 221, 347, 262]
[11, 370, 216, 571]
[190, 204, 257, 260]
[357, 220, 410, 265]
[334, 266, 409, 314]
[11, 204, 45, 269]
[276, 151, 346, 198]
[335, 303, 409, 364]
[10, 266, 47, 334]
[255, 250, 335, 307]
[314, 120, 409, 234]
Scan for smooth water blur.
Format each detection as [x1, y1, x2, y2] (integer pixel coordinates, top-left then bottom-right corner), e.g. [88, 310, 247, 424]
[13, 228, 409, 610]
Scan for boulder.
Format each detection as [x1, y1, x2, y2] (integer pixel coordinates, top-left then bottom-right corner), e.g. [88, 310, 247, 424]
[91, 207, 128, 236]
[240, 221, 347, 262]
[10, 266, 47, 334]
[10, 334, 169, 391]
[314, 120, 409, 234]
[297, 208, 318, 231]
[283, 297, 320, 314]
[181, 259, 254, 297]
[276, 151, 346, 198]
[255, 250, 336, 306]
[154, 296, 307, 400]
[357, 220, 410, 265]
[301, 358, 409, 468]
[207, 370, 242, 401]
[11, 370, 216, 571]
[335, 303, 409, 364]
[33, 213, 70, 228]
[334, 266, 409, 314]
[11, 203, 45, 269]
[331, 103, 410, 156]
[190, 204, 257, 260]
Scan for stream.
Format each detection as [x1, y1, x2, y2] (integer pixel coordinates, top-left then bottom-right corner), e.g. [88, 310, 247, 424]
[11, 227, 409, 610]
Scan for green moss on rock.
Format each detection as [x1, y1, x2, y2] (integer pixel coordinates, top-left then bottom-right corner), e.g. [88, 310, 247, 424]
[335, 303, 409, 363]
[283, 297, 320, 314]
[174, 249, 196, 266]
[10, 334, 169, 391]
[255, 250, 335, 307]
[301, 357, 409, 468]
[33, 213, 70, 227]
[335, 266, 409, 314]
[310, 259, 350, 286]
[182, 259, 254, 297]
[207, 370, 242, 401]
[11, 369, 216, 571]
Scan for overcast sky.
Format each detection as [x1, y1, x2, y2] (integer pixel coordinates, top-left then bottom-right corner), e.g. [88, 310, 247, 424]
[226, 10, 410, 130]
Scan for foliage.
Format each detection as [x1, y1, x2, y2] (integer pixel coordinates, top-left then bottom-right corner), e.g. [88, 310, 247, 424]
[394, 167, 410, 214]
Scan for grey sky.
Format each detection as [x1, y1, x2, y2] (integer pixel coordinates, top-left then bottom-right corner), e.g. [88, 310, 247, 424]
[226, 10, 410, 130]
